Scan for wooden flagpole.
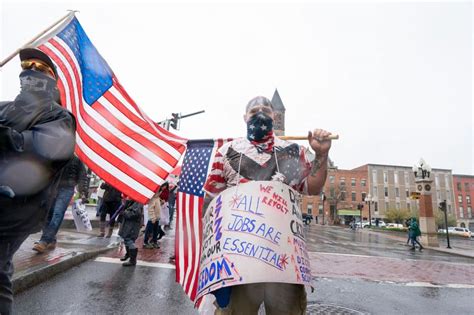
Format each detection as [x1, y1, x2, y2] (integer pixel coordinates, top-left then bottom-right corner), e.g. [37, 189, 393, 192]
[0, 11, 76, 68]
[280, 134, 339, 141]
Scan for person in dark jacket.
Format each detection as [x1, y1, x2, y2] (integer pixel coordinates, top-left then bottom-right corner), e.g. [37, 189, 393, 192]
[408, 217, 424, 251]
[33, 155, 87, 253]
[98, 182, 122, 237]
[118, 198, 143, 266]
[0, 48, 76, 314]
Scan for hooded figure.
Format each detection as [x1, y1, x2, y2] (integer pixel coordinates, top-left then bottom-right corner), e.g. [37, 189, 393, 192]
[0, 48, 76, 314]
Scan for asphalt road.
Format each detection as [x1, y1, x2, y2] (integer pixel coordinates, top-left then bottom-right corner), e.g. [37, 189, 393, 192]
[13, 224, 474, 315]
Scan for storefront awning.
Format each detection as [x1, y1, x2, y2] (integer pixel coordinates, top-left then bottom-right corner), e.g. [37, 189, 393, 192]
[337, 209, 361, 216]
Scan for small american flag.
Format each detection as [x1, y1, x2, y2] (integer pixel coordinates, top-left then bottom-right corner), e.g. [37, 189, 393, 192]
[33, 14, 185, 203]
[175, 139, 230, 303]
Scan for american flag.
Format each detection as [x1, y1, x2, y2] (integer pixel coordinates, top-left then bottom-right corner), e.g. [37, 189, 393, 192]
[33, 14, 185, 203]
[175, 139, 230, 303]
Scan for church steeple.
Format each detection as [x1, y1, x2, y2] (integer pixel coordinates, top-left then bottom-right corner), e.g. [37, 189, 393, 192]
[271, 89, 286, 136]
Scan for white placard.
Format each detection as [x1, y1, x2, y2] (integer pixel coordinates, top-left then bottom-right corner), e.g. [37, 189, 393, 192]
[197, 181, 311, 300]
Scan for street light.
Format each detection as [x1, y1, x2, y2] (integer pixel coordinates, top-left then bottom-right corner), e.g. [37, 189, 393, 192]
[357, 203, 364, 227]
[365, 194, 376, 227]
[412, 158, 431, 180]
[321, 191, 326, 225]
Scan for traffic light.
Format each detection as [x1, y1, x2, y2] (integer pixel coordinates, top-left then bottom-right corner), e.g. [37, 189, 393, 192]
[439, 200, 447, 212]
[170, 113, 180, 130]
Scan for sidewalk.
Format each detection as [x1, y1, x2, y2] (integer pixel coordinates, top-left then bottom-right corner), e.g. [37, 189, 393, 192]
[12, 229, 119, 294]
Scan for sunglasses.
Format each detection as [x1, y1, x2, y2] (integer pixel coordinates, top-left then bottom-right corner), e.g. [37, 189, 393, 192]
[21, 59, 56, 79]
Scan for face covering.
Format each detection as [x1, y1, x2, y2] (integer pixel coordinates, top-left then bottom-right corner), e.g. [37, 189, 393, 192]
[247, 112, 274, 152]
[19, 69, 59, 100]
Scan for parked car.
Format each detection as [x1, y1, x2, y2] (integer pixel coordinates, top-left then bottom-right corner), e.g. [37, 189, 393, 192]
[302, 213, 313, 225]
[439, 227, 472, 238]
[386, 223, 404, 229]
[362, 219, 386, 228]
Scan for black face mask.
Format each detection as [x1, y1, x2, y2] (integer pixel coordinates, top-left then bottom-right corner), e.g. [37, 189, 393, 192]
[246, 112, 274, 142]
[19, 69, 59, 101]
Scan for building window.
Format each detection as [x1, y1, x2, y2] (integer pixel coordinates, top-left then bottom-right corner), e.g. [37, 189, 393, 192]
[405, 172, 409, 184]
[395, 188, 400, 198]
[384, 187, 388, 197]
[330, 187, 335, 198]
[458, 194, 463, 203]
[340, 178, 346, 188]
[457, 182, 462, 191]
[329, 175, 335, 184]
[351, 192, 356, 201]
[467, 195, 471, 204]
[383, 172, 388, 183]
[394, 173, 399, 185]
[351, 178, 356, 186]
[361, 179, 366, 187]
[372, 171, 377, 184]
[362, 192, 366, 201]
[307, 204, 313, 215]
[385, 202, 389, 210]
[340, 191, 346, 201]
[459, 207, 464, 218]
[396, 202, 400, 210]
[373, 187, 378, 197]
[374, 202, 378, 212]
[406, 189, 410, 198]
[468, 206, 472, 219]
[465, 183, 470, 191]
[407, 203, 411, 210]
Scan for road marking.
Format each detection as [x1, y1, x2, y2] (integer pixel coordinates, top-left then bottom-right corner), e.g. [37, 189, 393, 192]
[94, 256, 176, 269]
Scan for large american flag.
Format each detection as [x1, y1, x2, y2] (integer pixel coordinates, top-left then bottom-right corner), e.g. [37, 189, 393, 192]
[32, 14, 185, 203]
[175, 139, 230, 303]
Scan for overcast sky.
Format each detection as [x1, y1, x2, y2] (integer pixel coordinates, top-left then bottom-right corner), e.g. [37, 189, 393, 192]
[1, 0, 472, 174]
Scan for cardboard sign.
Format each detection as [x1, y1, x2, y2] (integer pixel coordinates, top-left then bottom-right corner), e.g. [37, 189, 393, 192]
[197, 181, 311, 300]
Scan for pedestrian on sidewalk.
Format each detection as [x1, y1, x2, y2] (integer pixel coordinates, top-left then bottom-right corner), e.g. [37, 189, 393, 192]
[98, 182, 122, 238]
[408, 217, 423, 251]
[118, 198, 144, 266]
[143, 191, 161, 249]
[95, 179, 105, 217]
[33, 155, 88, 253]
[168, 184, 177, 227]
[0, 48, 76, 314]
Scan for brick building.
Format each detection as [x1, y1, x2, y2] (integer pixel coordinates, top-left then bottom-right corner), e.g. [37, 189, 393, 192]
[453, 174, 474, 230]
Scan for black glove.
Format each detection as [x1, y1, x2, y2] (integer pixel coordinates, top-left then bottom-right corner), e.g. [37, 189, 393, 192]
[0, 125, 24, 152]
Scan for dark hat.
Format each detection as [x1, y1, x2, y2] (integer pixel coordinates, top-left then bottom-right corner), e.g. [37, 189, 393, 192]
[19, 47, 58, 79]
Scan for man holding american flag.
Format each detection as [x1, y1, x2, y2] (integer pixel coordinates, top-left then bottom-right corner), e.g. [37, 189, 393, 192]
[175, 96, 333, 314]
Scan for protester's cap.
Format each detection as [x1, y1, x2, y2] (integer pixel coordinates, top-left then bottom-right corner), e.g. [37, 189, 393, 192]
[19, 47, 58, 79]
[245, 96, 274, 113]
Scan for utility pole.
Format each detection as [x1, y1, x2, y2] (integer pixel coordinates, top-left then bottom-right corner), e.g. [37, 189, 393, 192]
[439, 200, 451, 249]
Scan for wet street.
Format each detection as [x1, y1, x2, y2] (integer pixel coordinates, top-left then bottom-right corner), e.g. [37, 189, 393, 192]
[14, 224, 474, 314]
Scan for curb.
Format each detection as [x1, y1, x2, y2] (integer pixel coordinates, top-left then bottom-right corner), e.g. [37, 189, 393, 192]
[12, 245, 117, 294]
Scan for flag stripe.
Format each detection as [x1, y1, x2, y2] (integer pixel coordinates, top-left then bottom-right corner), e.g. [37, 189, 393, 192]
[41, 41, 162, 193]
[36, 18, 186, 204]
[176, 139, 231, 303]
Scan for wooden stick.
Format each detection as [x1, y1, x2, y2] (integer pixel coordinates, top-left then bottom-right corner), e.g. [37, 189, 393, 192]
[279, 134, 339, 141]
[0, 11, 75, 68]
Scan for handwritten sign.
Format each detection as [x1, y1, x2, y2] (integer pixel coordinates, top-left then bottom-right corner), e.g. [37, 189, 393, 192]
[197, 181, 312, 300]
